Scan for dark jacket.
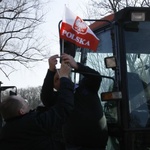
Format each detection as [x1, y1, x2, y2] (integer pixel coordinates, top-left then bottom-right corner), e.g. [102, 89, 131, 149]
[63, 63, 108, 148]
[41, 63, 108, 149]
[0, 77, 74, 150]
[41, 70, 58, 108]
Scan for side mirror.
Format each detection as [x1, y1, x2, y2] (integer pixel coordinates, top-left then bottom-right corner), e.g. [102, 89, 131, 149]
[0, 86, 17, 99]
[104, 56, 117, 69]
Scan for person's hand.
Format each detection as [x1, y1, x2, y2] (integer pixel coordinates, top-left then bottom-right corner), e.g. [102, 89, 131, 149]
[57, 60, 71, 78]
[61, 53, 78, 69]
[48, 54, 59, 71]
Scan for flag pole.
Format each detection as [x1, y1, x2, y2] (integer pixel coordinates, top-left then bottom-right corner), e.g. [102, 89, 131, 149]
[62, 39, 64, 55]
[58, 20, 63, 57]
[61, 5, 66, 55]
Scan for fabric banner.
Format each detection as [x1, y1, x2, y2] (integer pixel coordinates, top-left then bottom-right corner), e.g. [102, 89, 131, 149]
[60, 6, 99, 52]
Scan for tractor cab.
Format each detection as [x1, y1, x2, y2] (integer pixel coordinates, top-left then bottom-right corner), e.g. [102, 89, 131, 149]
[60, 7, 150, 150]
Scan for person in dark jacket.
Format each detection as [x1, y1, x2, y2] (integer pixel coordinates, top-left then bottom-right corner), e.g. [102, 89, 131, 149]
[40, 54, 68, 149]
[0, 60, 74, 150]
[41, 53, 108, 150]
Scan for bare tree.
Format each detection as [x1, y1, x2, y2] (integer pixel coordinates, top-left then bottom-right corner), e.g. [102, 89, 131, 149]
[0, 0, 50, 78]
[88, 0, 150, 18]
[18, 86, 42, 109]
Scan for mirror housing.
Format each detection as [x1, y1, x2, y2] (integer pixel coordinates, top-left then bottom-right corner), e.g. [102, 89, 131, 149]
[104, 56, 117, 69]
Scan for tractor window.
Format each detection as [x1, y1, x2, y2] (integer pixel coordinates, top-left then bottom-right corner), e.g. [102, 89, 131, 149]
[86, 29, 114, 94]
[75, 29, 117, 123]
[126, 55, 150, 128]
[73, 29, 114, 93]
[124, 22, 150, 54]
[124, 21, 150, 128]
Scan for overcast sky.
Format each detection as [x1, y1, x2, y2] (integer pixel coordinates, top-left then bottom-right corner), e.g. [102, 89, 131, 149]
[0, 0, 89, 88]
